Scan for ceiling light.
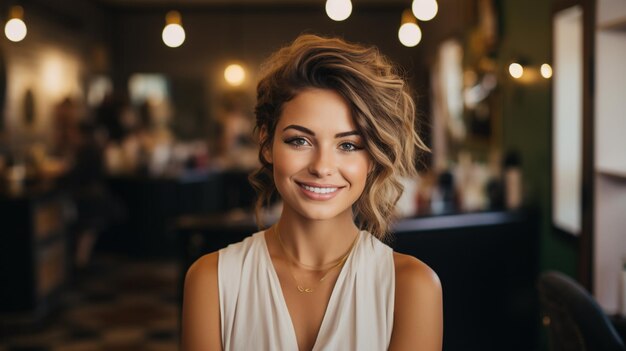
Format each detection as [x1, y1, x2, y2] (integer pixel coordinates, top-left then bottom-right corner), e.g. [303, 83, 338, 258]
[5, 6, 27, 42]
[224, 64, 246, 86]
[509, 63, 524, 79]
[398, 9, 422, 47]
[162, 11, 185, 48]
[412, 0, 438, 21]
[326, 0, 352, 22]
[540, 63, 553, 79]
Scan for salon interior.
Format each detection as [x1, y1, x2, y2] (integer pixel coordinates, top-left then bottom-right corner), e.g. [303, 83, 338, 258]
[0, 0, 625, 350]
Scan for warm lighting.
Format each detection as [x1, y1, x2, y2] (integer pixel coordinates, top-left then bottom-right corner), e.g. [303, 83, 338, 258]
[162, 24, 185, 47]
[39, 50, 82, 100]
[162, 11, 185, 48]
[411, 0, 438, 21]
[42, 55, 65, 94]
[325, 0, 352, 22]
[398, 10, 422, 47]
[541, 63, 553, 79]
[4, 6, 27, 42]
[399, 23, 422, 47]
[509, 63, 524, 79]
[224, 64, 246, 86]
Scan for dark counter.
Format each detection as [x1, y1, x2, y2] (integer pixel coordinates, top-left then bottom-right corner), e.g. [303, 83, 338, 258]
[100, 170, 255, 257]
[391, 210, 540, 351]
[0, 190, 71, 327]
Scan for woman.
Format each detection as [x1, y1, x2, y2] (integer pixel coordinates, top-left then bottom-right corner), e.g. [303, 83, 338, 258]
[182, 34, 443, 351]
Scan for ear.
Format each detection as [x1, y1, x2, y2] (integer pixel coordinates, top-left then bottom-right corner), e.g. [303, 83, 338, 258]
[259, 126, 273, 164]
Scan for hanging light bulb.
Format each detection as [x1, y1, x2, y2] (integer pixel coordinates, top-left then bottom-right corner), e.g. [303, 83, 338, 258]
[540, 63, 553, 79]
[411, 0, 438, 21]
[398, 9, 422, 47]
[162, 10, 186, 48]
[224, 64, 246, 86]
[326, 0, 352, 22]
[509, 63, 524, 79]
[4, 6, 27, 42]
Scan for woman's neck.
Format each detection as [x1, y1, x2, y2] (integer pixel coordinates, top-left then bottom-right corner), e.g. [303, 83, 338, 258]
[275, 207, 360, 268]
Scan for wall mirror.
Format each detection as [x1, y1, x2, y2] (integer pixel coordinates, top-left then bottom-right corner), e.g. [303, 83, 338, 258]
[552, 4, 583, 236]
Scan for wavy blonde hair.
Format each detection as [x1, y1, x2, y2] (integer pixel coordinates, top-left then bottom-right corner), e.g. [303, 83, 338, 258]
[249, 34, 428, 241]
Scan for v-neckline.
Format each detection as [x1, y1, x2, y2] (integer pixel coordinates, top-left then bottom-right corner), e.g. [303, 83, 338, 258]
[260, 230, 361, 351]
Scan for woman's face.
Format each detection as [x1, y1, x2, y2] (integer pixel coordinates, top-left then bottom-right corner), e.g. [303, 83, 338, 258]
[267, 88, 372, 221]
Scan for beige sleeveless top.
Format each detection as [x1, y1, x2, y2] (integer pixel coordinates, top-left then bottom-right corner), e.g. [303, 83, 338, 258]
[218, 230, 395, 351]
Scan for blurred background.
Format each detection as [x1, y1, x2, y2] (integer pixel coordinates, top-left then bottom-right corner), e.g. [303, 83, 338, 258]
[0, 0, 625, 350]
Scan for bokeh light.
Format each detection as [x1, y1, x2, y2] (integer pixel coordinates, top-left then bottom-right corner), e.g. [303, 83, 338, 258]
[541, 63, 553, 79]
[224, 64, 246, 86]
[162, 23, 185, 48]
[509, 63, 524, 79]
[5, 18, 27, 42]
[398, 22, 422, 47]
[326, 0, 352, 22]
[412, 0, 438, 21]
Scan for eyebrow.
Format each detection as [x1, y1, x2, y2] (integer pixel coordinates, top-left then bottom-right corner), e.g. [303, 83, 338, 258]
[282, 124, 361, 138]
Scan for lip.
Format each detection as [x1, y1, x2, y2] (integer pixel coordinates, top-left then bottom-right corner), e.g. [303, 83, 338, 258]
[295, 181, 345, 201]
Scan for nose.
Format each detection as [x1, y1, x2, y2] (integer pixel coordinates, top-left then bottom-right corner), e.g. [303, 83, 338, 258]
[308, 147, 336, 177]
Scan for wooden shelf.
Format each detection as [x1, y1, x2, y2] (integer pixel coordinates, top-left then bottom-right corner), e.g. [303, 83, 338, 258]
[598, 17, 626, 31]
[597, 168, 626, 180]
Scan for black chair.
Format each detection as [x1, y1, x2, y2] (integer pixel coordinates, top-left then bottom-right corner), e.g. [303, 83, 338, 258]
[537, 271, 625, 351]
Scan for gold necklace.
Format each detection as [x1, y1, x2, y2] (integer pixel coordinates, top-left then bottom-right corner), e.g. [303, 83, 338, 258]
[275, 225, 359, 293]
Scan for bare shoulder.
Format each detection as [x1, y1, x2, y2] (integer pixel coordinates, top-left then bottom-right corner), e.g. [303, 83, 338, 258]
[185, 251, 220, 283]
[393, 252, 441, 293]
[181, 251, 222, 351]
[389, 252, 443, 351]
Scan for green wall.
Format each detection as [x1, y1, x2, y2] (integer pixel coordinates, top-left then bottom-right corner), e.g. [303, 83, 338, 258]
[498, 0, 577, 276]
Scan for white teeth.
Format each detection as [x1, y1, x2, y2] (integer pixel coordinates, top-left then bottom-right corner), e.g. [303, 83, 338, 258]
[301, 184, 338, 194]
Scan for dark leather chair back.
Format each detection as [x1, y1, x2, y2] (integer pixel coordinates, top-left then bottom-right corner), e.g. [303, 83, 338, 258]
[537, 271, 625, 351]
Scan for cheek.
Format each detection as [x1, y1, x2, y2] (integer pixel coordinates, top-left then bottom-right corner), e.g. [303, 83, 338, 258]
[343, 156, 371, 187]
[271, 146, 306, 183]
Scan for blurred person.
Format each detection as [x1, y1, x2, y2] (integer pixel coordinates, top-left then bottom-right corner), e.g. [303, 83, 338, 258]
[95, 92, 128, 143]
[138, 97, 174, 176]
[182, 35, 443, 351]
[39, 97, 84, 181]
[212, 90, 258, 171]
[52, 98, 84, 157]
[49, 98, 124, 269]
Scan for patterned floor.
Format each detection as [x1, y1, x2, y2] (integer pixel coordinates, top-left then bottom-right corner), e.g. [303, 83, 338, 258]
[0, 255, 180, 351]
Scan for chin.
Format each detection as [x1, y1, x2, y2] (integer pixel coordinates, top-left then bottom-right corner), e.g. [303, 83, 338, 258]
[292, 203, 352, 222]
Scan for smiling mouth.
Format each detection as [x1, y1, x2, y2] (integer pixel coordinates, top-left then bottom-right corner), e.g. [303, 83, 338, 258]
[297, 182, 342, 194]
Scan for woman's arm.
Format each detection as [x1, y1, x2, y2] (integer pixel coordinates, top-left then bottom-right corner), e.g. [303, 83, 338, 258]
[389, 253, 443, 351]
[181, 252, 223, 351]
